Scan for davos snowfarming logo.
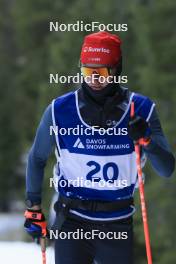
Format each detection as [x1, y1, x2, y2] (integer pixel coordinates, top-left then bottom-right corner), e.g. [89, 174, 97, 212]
[73, 138, 85, 149]
[73, 138, 130, 150]
[83, 46, 110, 53]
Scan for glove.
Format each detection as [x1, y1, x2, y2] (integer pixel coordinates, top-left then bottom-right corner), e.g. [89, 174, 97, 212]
[127, 115, 151, 143]
[24, 209, 48, 239]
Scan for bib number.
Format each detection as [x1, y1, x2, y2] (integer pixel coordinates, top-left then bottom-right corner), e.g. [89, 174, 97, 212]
[86, 161, 119, 182]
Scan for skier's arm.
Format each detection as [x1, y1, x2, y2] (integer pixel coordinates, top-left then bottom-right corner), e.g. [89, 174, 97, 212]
[143, 108, 175, 177]
[26, 104, 55, 205]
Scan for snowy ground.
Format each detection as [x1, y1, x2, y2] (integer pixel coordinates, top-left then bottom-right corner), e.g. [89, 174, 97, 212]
[0, 242, 54, 264]
[0, 213, 55, 263]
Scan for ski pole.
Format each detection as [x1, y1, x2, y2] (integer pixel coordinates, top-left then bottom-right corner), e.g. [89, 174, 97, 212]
[40, 237, 46, 264]
[130, 101, 153, 264]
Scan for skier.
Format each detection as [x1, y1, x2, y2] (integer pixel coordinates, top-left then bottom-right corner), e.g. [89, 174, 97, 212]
[24, 31, 175, 264]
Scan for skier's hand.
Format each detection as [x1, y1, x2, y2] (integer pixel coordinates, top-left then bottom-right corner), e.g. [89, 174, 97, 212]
[127, 115, 151, 143]
[24, 209, 48, 239]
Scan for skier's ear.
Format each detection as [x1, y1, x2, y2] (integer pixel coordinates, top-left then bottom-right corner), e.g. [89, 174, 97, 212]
[115, 56, 122, 76]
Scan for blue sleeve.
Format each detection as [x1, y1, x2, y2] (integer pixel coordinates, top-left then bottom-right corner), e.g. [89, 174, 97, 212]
[26, 104, 55, 203]
[143, 108, 175, 177]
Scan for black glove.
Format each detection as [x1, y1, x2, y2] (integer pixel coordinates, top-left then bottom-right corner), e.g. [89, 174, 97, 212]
[127, 115, 151, 141]
[24, 209, 48, 239]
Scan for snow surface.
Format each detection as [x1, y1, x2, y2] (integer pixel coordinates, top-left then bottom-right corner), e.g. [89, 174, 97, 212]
[0, 242, 54, 264]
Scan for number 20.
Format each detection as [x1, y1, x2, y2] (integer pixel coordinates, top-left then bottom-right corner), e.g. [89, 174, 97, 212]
[86, 161, 119, 182]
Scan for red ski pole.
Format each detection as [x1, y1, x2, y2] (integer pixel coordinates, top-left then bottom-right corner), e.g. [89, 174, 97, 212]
[130, 101, 153, 264]
[40, 237, 46, 264]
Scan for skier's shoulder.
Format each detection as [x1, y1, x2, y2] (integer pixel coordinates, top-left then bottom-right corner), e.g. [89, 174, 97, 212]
[35, 102, 52, 125]
[119, 86, 154, 104]
[123, 87, 156, 120]
[132, 91, 155, 106]
[39, 91, 76, 122]
[53, 90, 76, 106]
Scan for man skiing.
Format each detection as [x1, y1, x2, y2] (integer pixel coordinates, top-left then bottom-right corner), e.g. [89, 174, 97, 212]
[24, 31, 175, 264]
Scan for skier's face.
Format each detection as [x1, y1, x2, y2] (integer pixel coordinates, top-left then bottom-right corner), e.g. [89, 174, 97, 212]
[81, 66, 116, 90]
